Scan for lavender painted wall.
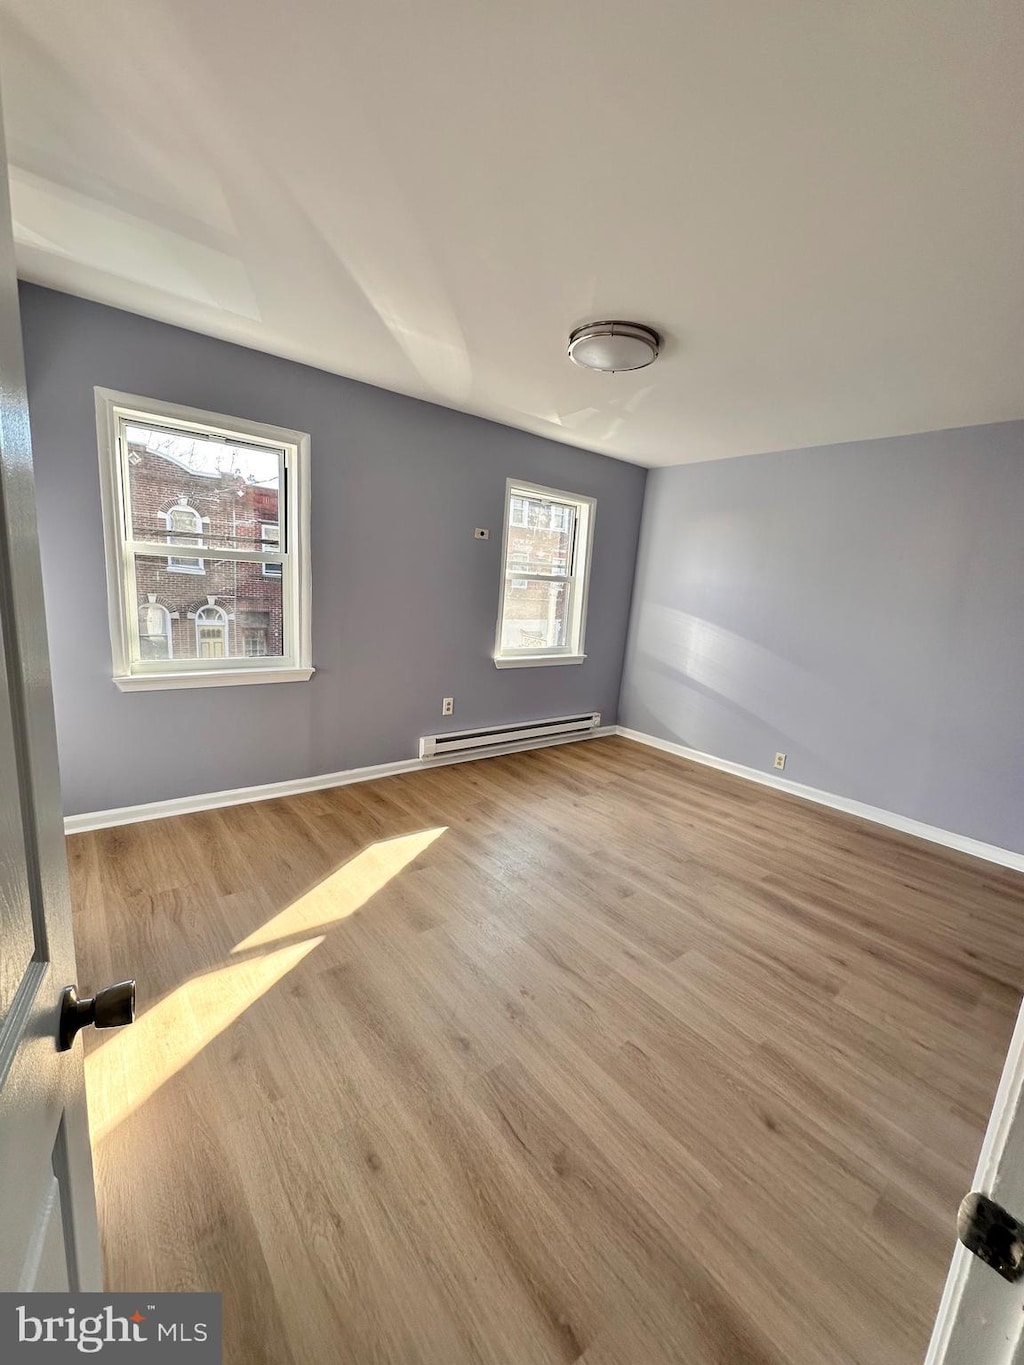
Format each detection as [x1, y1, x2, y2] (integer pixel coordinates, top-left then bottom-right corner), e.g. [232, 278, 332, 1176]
[619, 422, 1024, 854]
[20, 285, 646, 816]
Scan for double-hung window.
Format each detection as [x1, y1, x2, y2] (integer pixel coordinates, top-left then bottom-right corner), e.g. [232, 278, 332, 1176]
[494, 480, 595, 667]
[95, 389, 312, 690]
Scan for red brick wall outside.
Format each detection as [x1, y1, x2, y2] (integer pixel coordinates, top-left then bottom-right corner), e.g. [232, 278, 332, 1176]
[127, 444, 283, 660]
[500, 501, 573, 649]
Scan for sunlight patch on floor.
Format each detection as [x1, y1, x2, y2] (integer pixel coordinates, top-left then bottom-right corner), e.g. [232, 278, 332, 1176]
[232, 826, 447, 952]
[85, 828, 446, 1140]
[85, 936, 323, 1141]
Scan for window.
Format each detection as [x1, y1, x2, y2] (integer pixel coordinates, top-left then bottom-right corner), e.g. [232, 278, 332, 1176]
[243, 629, 268, 657]
[508, 551, 529, 590]
[260, 522, 282, 577]
[240, 610, 270, 657]
[138, 598, 173, 660]
[96, 389, 312, 691]
[494, 480, 595, 668]
[164, 501, 204, 573]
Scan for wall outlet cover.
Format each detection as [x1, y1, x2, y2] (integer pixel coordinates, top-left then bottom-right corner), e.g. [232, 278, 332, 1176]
[474, 528, 490, 539]
[774, 752, 787, 769]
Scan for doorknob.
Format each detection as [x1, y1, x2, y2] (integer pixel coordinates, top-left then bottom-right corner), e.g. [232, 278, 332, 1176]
[57, 980, 136, 1052]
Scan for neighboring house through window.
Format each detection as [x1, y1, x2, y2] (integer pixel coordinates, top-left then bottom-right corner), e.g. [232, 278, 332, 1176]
[494, 480, 595, 668]
[95, 388, 312, 690]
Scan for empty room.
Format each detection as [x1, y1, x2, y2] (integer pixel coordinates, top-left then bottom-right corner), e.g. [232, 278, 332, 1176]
[0, 2, 1022, 1362]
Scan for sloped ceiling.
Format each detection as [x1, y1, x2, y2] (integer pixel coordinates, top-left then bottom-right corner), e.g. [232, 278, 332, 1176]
[1, 0, 1021, 467]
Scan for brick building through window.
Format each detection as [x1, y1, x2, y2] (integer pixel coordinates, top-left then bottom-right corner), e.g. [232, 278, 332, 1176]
[127, 436, 284, 662]
[497, 487, 589, 656]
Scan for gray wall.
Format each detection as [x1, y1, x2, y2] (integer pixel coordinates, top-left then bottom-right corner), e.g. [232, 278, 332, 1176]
[20, 284, 646, 816]
[620, 422, 1024, 854]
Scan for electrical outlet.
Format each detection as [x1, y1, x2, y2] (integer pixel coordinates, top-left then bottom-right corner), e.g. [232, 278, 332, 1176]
[774, 752, 787, 770]
[442, 697, 454, 716]
[474, 527, 490, 540]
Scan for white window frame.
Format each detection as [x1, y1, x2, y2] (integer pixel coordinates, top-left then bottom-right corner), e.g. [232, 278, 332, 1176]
[95, 388, 313, 691]
[493, 478, 596, 669]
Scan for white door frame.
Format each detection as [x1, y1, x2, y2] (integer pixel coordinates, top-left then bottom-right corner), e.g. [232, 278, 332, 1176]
[0, 79, 103, 1291]
[927, 995, 1024, 1362]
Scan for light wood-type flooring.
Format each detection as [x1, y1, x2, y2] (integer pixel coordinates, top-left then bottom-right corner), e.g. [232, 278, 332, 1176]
[67, 736, 1024, 1364]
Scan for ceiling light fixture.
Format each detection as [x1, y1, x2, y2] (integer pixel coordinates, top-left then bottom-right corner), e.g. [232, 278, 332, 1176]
[567, 321, 660, 372]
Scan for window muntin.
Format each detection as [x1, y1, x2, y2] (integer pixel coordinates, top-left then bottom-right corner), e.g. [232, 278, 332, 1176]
[495, 481, 595, 663]
[97, 390, 311, 688]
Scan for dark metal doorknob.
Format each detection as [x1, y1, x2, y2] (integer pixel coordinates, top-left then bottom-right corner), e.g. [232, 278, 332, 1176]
[58, 980, 136, 1052]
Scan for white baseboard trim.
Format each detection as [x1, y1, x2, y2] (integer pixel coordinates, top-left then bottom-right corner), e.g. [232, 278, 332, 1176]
[64, 726, 617, 835]
[616, 727, 1024, 876]
[63, 724, 1024, 874]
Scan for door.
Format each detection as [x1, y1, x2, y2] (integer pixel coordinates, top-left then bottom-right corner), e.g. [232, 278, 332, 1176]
[0, 94, 104, 1292]
[927, 996, 1024, 1362]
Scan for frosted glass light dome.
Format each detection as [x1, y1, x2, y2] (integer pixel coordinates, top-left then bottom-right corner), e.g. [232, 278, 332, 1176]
[567, 321, 660, 372]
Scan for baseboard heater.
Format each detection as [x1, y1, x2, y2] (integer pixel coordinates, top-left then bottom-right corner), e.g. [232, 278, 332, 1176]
[419, 712, 601, 760]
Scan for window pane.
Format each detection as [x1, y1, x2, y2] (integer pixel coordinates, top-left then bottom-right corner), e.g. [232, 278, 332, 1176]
[124, 422, 282, 553]
[132, 555, 284, 662]
[500, 579, 570, 652]
[505, 492, 575, 576]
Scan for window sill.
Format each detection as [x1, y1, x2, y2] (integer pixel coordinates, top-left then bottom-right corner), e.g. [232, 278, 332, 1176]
[493, 653, 586, 669]
[113, 666, 315, 692]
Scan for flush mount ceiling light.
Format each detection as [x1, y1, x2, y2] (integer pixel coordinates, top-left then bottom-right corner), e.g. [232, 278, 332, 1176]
[567, 321, 660, 372]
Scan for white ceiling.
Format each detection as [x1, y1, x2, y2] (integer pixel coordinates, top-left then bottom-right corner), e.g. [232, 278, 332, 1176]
[1, 1, 1021, 468]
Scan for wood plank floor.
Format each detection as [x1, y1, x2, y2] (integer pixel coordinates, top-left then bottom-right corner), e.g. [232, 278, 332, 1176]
[67, 736, 1024, 1364]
